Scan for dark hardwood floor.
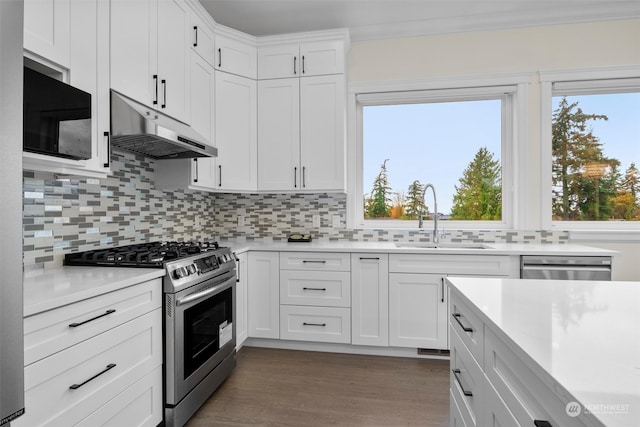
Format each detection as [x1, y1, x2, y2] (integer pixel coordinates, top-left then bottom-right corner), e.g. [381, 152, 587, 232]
[186, 346, 450, 427]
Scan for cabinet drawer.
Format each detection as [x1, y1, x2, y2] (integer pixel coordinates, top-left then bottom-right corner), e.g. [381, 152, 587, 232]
[280, 305, 350, 343]
[389, 254, 511, 276]
[484, 327, 591, 427]
[449, 290, 485, 366]
[15, 309, 162, 427]
[280, 270, 350, 307]
[280, 252, 350, 271]
[482, 377, 522, 427]
[76, 366, 162, 427]
[24, 278, 162, 366]
[450, 389, 469, 427]
[450, 327, 483, 427]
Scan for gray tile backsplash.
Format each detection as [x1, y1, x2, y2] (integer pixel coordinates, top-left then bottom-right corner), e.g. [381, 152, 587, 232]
[23, 149, 568, 269]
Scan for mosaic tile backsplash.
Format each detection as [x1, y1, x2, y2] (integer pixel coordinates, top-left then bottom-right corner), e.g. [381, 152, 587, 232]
[23, 149, 568, 269]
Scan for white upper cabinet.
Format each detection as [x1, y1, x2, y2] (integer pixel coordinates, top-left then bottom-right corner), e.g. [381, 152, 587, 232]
[258, 78, 301, 191]
[258, 74, 345, 192]
[214, 33, 257, 79]
[24, 0, 71, 68]
[299, 74, 345, 191]
[257, 44, 300, 80]
[110, 0, 190, 123]
[23, 0, 111, 177]
[215, 70, 258, 191]
[68, 0, 110, 175]
[190, 10, 215, 66]
[258, 40, 344, 79]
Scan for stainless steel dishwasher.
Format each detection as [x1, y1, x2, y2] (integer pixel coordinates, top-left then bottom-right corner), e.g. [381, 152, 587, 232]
[521, 255, 612, 280]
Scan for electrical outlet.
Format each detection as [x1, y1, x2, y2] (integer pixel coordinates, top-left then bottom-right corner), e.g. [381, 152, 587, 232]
[237, 215, 244, 227]
[312, 214, 320, 227]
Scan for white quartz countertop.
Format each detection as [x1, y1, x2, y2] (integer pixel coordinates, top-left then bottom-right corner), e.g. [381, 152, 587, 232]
[447, 277, 640, 427]
[23, 266, 165, 317]
[227, 240, 618, 257]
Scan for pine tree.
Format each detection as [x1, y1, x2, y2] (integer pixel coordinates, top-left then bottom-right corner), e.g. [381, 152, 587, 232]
[450, 147, 501, 220]
[552, 97, 612, 220]
[405, 180, 426, 220]
[365, 159, 392, 218]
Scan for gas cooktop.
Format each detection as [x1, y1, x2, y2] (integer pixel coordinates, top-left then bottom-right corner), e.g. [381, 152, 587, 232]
[63, 241, 224, 268]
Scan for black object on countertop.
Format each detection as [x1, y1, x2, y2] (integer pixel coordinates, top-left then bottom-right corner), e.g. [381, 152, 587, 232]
[287, 233, 312, 242]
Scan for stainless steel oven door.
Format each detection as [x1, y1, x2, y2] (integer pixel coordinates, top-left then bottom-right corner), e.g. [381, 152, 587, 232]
[165, 271, 236, 405]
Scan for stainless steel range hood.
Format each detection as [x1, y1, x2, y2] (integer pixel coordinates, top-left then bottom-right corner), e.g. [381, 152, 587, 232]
[110, 90, 217, 159]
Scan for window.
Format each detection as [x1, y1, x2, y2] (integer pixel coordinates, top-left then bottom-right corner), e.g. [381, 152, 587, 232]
[352, 85, 517, 229]
[542, 74, 640, 228]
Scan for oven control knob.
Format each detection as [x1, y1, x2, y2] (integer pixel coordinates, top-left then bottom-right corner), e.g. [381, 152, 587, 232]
[186, 264, 197, 275]
[173, 267, 186, 279]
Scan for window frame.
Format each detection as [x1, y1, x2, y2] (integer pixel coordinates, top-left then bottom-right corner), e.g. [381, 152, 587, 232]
[347, 74, 530, 230]
[539, 66, 640, 233]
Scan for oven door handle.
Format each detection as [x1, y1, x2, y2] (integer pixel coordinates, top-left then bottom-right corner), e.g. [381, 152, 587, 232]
[176, 278, 234, 306]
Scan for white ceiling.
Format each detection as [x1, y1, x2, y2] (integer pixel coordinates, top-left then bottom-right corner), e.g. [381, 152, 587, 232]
[198, 0, 640, 41]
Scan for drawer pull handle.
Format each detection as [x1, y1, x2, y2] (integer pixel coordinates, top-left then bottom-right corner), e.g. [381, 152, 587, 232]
[452, 313, 474, 333]
[303, 322, 326, 327]
[69, 363, 116, 390]
[69, 309, 116, 328]
[359, 257, 380, 260]
[302, 260, 326, 264]
[303, 287, 326, 291]
[534, 421, 553, 427]
[452, 369, 473, 397]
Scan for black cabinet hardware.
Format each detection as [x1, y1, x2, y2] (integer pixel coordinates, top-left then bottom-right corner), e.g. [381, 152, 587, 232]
[302, 55, 305, 74]
[153, 74, 158, 105]
[161, 79, 167, 108]
[303, 322, 326, 327]
[452, 369, 473, 396]
[193, 26, 198, 47]
[293, 56, 297, 74]
[69, 309, 116, 328]
[302, 260, 326, 264]
[193, 158, 198, 183]
[452, 313, 473, 333]
[359, 257, 380, 260]
[441, 277, 444, 303]
[294, 166, 297, 188]
[218, 48, 222, 67]
[103, 131, 110, 168]
[218, 165, 222, 186]
[303, 287, 326, 291]
[534, 421, 552, 427]
[69, 363, 116, 390]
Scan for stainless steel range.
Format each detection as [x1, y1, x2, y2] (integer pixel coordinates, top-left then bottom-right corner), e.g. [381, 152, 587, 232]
[65, 241, 237, 427]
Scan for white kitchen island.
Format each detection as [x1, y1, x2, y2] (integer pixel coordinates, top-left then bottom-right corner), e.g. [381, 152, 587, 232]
[447, 277, 640, 427]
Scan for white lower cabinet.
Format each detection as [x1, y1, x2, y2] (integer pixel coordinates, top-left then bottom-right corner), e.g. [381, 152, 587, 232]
[236, 251, 249, 349]
[15, 308, 162, 427]
[389, 273, 448, 349]
[247, 251, 280, 339]
[351, 254, 389, 347]
[450, 286, 597, 427]
[278, 252, 351, 344]
[280, 305, 350, 343]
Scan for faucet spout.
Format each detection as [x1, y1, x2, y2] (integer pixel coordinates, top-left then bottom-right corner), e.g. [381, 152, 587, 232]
[419, 183, 439, 244]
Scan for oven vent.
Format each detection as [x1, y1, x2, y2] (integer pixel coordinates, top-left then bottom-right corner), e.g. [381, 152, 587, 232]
[166, 294, 174, 318]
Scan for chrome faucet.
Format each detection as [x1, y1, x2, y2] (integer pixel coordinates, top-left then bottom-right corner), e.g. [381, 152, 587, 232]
[418, 183, 439, 244]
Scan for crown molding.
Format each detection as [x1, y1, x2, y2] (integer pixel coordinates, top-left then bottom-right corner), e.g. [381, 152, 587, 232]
[350, 4, 640, 42]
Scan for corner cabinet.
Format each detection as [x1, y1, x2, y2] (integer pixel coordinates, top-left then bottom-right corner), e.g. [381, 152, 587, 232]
[110, 0, 190, 123]
[257, 74, 345, 192]
[214, 70, 258, 192]
[247, 251, 280, 339]
[257, 40, 344, 79]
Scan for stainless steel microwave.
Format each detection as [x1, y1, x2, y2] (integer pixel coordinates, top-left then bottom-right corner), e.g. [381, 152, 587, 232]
[23, 67, 92, 160]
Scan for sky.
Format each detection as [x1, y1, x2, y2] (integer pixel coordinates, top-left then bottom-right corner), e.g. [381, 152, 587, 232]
[363, 93, 640, 216]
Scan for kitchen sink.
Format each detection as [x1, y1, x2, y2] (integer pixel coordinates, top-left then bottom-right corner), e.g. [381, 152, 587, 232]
[394, 242, 490, 249]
